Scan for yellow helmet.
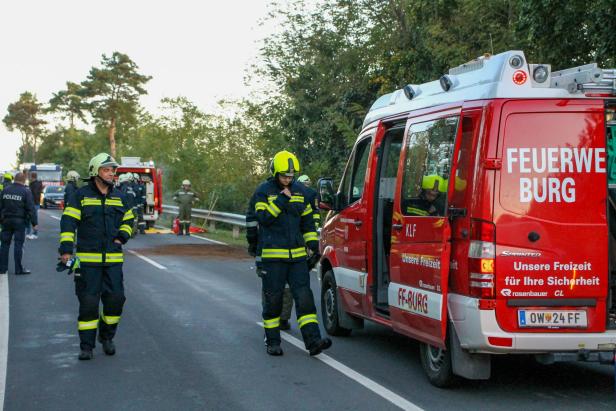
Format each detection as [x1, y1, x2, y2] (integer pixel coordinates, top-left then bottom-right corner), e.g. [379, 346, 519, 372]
[271, 150, 300, 177]
[3, 172, 13, 181]
[421, 175, 447, 193]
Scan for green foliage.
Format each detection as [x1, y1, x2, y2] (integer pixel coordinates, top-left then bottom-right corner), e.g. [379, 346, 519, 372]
[80, 52, 152, 156]
[3, 91, 46, 163]
[48, 82, 87, 129]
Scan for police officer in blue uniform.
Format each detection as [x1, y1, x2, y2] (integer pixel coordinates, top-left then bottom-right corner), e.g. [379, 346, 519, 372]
[253, 150, 331, 356]
[59, 153, 134, 360]
[0, 172, 37, 275]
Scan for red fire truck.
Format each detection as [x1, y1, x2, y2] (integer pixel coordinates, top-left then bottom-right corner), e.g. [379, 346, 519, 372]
[116, 157, 163, 228]
[317, 50, 616, 386]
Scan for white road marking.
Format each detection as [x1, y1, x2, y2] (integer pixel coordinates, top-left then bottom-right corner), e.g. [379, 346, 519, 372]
[190, 234, 227, 246]
[41, 210, 60, 221]
[126, 249, 167, 270]
[0, 274, 9, 411]
[256, 322, 423, 411]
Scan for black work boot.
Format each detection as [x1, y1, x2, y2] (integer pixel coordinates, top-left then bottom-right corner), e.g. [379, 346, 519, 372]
[308, 338, 332, 356]
[185, 224, 191, 236]
[266, 344, 283, 356]
[78, 349, 94, 361]
[279, 319, 291, 330]
[98, 335, 116, 356]
[177, 223, 183, 236]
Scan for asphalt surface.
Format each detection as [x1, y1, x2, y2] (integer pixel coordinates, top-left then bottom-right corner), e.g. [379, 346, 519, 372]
[0, 209, 615, 411]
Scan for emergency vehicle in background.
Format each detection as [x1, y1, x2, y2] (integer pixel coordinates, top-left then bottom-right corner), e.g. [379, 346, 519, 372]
[317, 50, 616, 386]
[25, 163, 63, 187]
[116, 157, 163, 228]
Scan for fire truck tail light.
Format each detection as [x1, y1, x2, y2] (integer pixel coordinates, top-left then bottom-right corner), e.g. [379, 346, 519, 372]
[469, 219, 496, 299]
[513, 70, 528, 85]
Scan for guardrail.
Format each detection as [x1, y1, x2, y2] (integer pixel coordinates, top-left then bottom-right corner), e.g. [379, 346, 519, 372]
[161, 205, 246, 237]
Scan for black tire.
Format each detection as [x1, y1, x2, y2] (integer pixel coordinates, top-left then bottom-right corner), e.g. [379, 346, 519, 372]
[419, 341, 457, 388]
[321, 270, 352, 336]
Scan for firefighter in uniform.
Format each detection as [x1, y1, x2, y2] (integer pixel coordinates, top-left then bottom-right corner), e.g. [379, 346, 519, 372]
[296, 175, 320, 228]
[173, 180, 199, 236]
[133, 173, 146, 234]
[404, 174, 446, 217]
[59, 153, 134, 360]
[0, 172, 13, 191]
[64, 170, 80, 205]
[247, 191, 294, 330]
[118, 173, 137, 237]
[253, 150, 331, 356]
[0, 172, 37, 275]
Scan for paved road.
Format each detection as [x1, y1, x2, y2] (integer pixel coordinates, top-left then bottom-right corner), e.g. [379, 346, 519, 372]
[0, 209, 614, 411]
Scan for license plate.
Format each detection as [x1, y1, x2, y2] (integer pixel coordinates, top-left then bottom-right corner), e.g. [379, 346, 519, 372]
[518, 310, 587, 328]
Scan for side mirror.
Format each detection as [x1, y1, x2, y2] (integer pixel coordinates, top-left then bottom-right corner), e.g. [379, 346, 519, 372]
[317, 178, 335, 210]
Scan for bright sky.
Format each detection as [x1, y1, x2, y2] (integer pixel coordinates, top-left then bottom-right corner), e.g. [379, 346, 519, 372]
[0, 0, 278, 170]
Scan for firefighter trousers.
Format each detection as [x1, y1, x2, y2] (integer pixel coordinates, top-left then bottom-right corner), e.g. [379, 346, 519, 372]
[262, 286, 293, 321]
[261, 260, 321, 348]
[74, 263, 126, 350]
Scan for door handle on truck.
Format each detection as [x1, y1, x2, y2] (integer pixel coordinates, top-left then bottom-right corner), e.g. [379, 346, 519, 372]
[353, 220, 363, 227]
[392, 223, 403, 230]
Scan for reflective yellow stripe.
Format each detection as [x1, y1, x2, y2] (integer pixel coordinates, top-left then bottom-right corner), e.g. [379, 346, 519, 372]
[106, 253, 124, 263]
[63, 207, 81, 220]
[105, 200, 123, 207]
[266, 203, 281, 217]
[313, 213, 321, 220]
[76, 252, 103, 263]
[289, 195, 304, 203]
[60, 232, 75, 243]
[290, 247, 307, 258]
[298, 314, 318, 328]
[261, 249, 290, 258]
[100, 313, 121, 325]
[123, 210, 134, 221]
[255, 202, 268, 211]
[303, 232, 318, 242]
[406, 207, 429, 216]
[267, 195, 277, 202]
[78, 319, 98, 330]
[301, 204, 313, 216]
[120, 224, 132, 236]
[263, 317, 280, 329]
[81, 198, 102, 206]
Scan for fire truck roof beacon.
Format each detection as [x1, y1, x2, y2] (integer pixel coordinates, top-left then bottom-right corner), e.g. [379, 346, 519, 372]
[439, 75, 453, 91]
[403, 85, 416, 100]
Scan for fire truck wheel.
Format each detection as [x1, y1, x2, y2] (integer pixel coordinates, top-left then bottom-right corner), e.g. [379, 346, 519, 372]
[321, 270, 352, 336]
[420, 341, 456, 388]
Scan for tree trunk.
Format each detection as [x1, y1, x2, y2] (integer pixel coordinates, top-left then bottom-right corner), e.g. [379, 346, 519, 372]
[108, 117, 117, 157]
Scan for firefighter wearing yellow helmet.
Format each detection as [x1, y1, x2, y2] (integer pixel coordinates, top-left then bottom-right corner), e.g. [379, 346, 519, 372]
[172, 179, 199, 236]
[404, 174, 447, 216]
[0, 172, 13, 192]
[251, 150, 331, 356]
[59, 153, 135, 360]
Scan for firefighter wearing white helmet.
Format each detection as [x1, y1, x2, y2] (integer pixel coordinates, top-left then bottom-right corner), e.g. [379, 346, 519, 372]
[59, 152, 135, 360]
[64, 171, 80, 205]
[296, 174, 320, 228]
[251, 150, 331, 356]
[172, 179, 199, 236]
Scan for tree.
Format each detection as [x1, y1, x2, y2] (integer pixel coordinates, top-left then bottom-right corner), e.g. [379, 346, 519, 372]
[48, 81, 87, 129]
[3, 91, 47, 163]
[81, 52, 151, 157]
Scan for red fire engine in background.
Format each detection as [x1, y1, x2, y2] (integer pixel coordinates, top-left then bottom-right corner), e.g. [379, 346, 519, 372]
[317, 50, 616, 387]
[117, 157, 163, 228]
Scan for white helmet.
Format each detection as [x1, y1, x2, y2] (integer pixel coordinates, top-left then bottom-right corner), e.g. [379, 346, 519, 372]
[182, 179, 191, 186]
[66, 170, 80, 182]
[118, 173, 130, 184]
[133, 172, 140, 181]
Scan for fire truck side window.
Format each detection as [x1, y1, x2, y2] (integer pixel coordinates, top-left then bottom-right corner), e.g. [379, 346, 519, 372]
[401, 116, 459, 217]
[349, 139, 372, 204]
